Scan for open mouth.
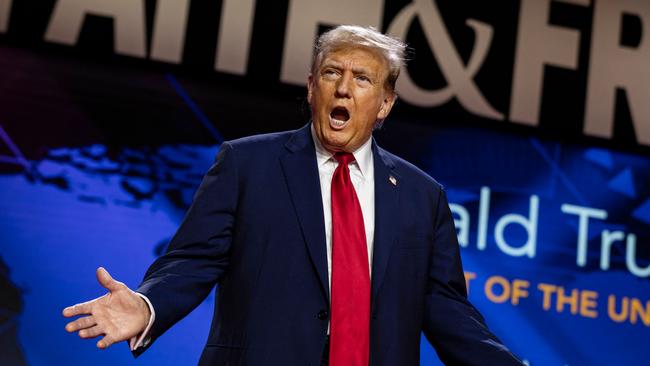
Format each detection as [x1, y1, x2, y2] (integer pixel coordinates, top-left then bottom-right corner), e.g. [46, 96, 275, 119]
[329, 107, 350, 128]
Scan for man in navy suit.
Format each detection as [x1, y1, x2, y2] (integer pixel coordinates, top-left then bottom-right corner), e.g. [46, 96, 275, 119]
[64, 25, 523, 365]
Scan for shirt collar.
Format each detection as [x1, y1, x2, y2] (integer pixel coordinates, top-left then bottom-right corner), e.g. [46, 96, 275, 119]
[310, 123, 373, 178]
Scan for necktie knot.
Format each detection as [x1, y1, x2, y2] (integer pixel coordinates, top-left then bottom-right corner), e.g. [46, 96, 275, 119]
[334, 152, 355, 166]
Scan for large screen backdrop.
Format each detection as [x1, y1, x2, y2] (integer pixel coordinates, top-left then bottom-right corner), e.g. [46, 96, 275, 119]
[0, 1, 648, 365]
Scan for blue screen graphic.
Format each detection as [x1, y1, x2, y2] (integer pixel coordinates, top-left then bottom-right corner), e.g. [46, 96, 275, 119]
[1, 126, 648, 365]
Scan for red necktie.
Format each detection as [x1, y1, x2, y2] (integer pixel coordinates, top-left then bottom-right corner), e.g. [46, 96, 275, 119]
[329, 152, 370, 366]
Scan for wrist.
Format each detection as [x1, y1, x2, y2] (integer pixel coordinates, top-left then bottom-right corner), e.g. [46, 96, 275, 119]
[135, 292, 151, 331]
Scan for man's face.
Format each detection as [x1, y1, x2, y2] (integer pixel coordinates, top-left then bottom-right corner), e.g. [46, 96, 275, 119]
[308, 47, 396, 153]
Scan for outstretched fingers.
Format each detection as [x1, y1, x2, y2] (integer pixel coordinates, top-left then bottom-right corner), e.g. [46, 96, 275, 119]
[97, 334, 117, 349]
[78, 325, 103, 339]
[65, 315, 96, 332]
[62, 300, 94, 318]
[64, 268, 143, 350]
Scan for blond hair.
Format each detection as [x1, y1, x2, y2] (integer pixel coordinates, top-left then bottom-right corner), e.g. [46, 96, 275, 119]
[311, 25, 407, 91]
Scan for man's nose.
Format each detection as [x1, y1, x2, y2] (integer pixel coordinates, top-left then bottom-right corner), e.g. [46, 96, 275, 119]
[335, 72, 352, 98]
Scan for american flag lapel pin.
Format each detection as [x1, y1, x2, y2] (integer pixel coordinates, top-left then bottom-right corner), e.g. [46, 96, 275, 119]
[389, 175, 397, 186]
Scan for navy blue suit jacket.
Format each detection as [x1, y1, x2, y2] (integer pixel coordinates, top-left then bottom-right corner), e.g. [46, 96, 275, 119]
[135, 124, 523, 365]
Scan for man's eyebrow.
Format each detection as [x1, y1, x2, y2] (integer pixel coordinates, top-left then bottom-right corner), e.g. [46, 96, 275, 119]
[321, 61, 373, 75]
[351, 67, 372, 75]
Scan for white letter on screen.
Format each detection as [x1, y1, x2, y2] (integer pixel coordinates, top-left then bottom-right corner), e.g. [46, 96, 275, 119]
[494, 194, 540, 258]
[561, 204, 608, 267]
[626, 234, 650, 277]
[150, 0, 191, 63]
[510, 0, 590, 126]
[450, 203, 470, 247]
[280, 0, 383, 85]
[600, 230, 625, 270]
[0, 0, 13, 33]
[477, 186, 491, 250]
[214, 0, 256, 75]
[44, 0, 147, 58]
[584, 0, 650, 146]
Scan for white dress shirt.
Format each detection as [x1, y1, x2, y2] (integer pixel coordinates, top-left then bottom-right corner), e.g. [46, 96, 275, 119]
[310, 124, 375, 291]
[132, 125, 376, 349]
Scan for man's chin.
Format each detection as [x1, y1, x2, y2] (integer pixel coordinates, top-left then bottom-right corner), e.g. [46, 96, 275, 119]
[320, 135, 349, 153]
[315, 123, 357, 152]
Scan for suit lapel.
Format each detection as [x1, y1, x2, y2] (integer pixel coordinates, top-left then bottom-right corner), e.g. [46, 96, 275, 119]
[371, 142, 400, 310]
[279, 127, 400, 305]
[280, 125, 329, 301]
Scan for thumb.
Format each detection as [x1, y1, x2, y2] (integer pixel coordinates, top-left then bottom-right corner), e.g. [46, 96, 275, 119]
[96, 267, 121, 292]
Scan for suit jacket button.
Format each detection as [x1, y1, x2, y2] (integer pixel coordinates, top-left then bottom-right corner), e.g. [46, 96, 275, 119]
[317, 310, 328, 320]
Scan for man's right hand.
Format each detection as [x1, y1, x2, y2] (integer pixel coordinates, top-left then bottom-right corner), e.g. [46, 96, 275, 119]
[63, 267, 151, 349]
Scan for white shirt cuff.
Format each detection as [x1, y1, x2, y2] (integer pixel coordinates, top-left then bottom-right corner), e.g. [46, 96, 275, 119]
[129, 292, 156, 351]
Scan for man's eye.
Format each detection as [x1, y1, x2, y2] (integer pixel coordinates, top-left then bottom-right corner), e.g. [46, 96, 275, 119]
[323, 70, 338, 78]
[356, 75, 371, 83]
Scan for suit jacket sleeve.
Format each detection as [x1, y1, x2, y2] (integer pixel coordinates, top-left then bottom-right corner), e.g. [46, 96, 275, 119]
[133, 142, 238, 354]
[422, 187, 524, 365]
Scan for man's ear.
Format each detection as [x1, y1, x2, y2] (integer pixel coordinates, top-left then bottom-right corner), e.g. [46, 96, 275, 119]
[377, 91, 396, 120]
[307, 74, 314, 105]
